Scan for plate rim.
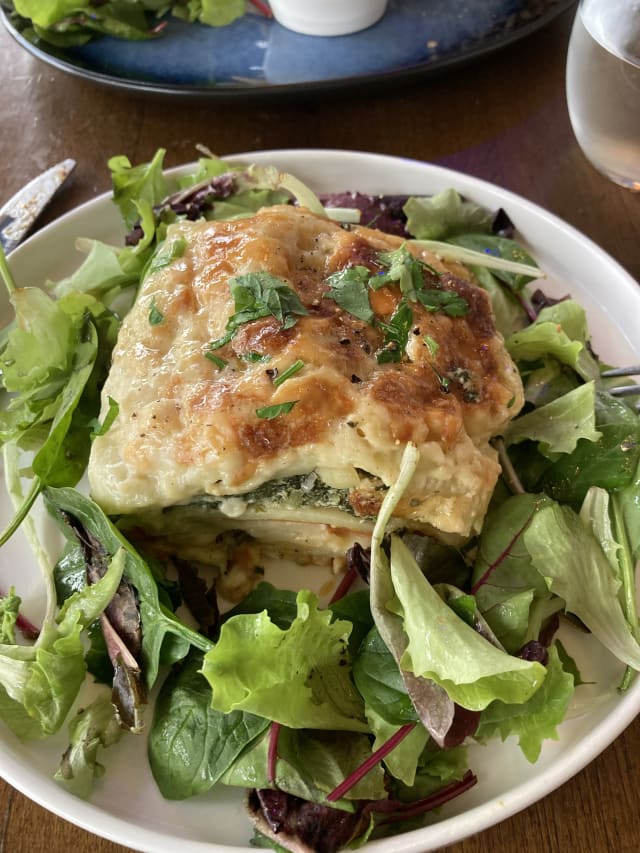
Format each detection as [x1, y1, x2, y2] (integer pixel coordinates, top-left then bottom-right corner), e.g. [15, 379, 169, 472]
[1, 147, 639, 853]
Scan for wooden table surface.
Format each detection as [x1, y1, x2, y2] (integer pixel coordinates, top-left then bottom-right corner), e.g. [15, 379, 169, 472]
[1, 5, 639, 852]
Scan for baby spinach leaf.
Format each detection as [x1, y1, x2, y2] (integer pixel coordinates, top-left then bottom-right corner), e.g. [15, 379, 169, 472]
[352, 627, 419, 725]
[149, 652, 268, 800]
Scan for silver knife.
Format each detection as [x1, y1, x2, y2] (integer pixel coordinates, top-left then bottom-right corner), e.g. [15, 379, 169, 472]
[0, 159, 76, 255]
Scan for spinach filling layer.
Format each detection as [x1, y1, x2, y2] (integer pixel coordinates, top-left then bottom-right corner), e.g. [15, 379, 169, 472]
[172, 472, 383, 518]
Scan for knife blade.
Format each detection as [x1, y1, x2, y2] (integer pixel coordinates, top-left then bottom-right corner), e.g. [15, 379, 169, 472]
[0, 159, 76, 255]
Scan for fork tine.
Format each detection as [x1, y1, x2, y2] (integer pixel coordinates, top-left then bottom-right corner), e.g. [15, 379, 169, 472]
[609, 384, 640, 397]
[601, 365, 640, 377]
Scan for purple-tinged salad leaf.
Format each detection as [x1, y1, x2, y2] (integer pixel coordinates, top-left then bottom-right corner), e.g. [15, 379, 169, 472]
[388, 535, 547, 710]
[55, 692, 123, 798]
[247, 788, 369, 853]
[368, 444, 455, 746]
[49, 501, 146, 732]
[223, 726, 386, 803]
[0, 548, 125, 740]
[201, 589, 368, 732]
[43, 487, 212, 690]
[471, 494, 562, 654]
[319, 192, 410, 237]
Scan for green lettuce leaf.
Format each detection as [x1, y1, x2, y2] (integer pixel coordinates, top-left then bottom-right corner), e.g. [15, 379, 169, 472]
[0, 548, 125, 739]
[201, 589, 367, 732]
[505, 381, 601, 456]
[475, 644, 574, 762]
[55, 692, 123, 798]
[523, 500, 640, 670]
[389, 536, 547, 710]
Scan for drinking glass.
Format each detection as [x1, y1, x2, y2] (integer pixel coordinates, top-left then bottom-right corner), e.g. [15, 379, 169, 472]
[566, 0, 640, 190]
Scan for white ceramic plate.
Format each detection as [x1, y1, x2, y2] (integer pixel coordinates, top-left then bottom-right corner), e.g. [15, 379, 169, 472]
[1, 149, 639, 853]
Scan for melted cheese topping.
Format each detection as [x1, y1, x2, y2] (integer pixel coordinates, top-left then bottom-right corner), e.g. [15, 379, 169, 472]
[89, 205, 524, 541]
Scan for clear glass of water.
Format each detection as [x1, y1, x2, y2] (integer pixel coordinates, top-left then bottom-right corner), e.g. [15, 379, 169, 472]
[566, 0, 640, 190]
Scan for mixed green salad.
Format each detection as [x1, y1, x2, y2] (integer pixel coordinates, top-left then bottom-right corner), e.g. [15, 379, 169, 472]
[0, 149, 638, 853]
[2, 0, 267, 47]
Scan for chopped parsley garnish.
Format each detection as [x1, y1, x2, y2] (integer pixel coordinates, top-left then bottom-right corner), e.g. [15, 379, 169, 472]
[148, 236, 188, 274]
[240, 351, 272, 363]
[256, 401, 298, 419]
[423, 335, 440, 357]
[273, 359, 304, 388]
[148, 297, 165, 326]
[324, 266, 374, 323]
[210, 272, 308, 350]
[416, 288, 470, 317]
[373, 244, 440, 297]
[205, 352, 227, 369]
[322, 243, 469, 364]
[376, 301, 414, 364]
[90, 396, 119, 439]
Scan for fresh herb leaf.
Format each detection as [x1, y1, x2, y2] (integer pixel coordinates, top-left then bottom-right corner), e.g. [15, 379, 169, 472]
[324, 266, 374, 323]
[373, 245, 439, 298]
[147, 236, 188, 274]
[272, 360, 304, 388]
[416, 288, 469, 317]
[205, 352, 227, 369]
[376, 301, 414, 363]
[255, 401, 298, 419]
[90, 396, 119, 439]
[148, 298, 165, 326]
[210, 272, 308, 350]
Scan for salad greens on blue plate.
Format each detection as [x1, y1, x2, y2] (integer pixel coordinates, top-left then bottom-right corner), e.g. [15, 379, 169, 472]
[0, 149, 638, 853]
[2, 0, 264, 47]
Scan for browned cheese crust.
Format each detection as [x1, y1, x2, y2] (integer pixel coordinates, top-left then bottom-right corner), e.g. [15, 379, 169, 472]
[88, 204, 524, 545]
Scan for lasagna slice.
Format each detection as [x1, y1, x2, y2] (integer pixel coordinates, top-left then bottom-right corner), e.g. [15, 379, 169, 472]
[88, 203, 523, 570]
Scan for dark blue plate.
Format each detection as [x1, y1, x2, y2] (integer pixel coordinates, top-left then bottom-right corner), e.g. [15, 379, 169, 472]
[1, 0, 575, 99]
